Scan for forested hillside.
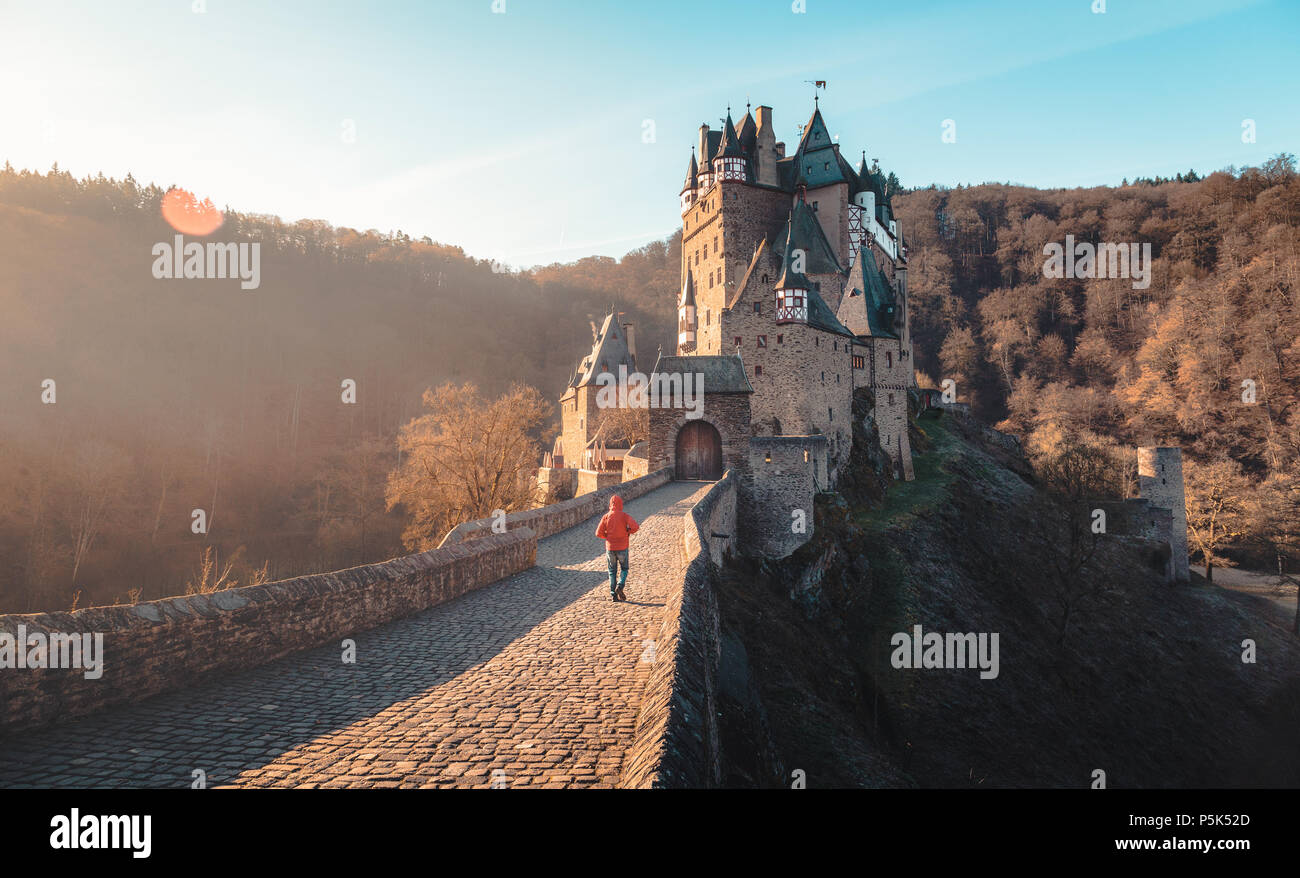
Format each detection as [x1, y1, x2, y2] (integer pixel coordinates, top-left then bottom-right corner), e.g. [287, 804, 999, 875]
[0, 156, 1295, 613]
[892, 156, 1299, 569]
[0, 165, 676, 612]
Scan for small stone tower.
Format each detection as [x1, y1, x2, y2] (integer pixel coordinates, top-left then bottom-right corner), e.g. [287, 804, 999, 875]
[1138, 446, 1189, 583]
[677, 271, 697, 354]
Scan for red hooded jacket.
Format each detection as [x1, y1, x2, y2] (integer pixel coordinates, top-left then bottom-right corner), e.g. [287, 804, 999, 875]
[596, 495, 639, 551]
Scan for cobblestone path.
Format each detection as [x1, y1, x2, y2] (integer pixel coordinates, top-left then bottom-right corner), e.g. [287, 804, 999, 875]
[0, 481, 713, 789]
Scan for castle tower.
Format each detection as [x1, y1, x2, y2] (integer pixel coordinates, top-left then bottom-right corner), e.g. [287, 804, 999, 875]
[712, 110, 746, 182]
[848, 153, 875, 267]
[1138, 447, 1190, 583]
[677, 271, 697, 353]
[774, 214, 810, 324]
[680, 150, 697, 216]
[696, 123, 713, 190]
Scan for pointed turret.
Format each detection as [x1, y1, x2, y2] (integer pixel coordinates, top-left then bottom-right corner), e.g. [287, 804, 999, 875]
[677, 270, 698, 353]
[774, 214, 810, 325]
[737, 106, 757, 158]
[680, 149, 698, 215]
[713, 108, 746, 182]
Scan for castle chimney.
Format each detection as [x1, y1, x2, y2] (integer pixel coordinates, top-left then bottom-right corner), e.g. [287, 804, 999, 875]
[622, 320, 637, 368]
[754, 106, 779, 187]
[775, 141, 786, 159]
[697, 123, 711, 165]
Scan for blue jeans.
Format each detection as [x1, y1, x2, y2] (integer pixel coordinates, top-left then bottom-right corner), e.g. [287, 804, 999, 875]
[607, 549, 629, 595]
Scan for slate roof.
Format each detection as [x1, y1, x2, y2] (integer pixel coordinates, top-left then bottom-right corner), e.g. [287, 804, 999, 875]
[573, 310, 637, 386]
[679, 269, 696, 308]
[717, 112, 743, 158]
[771, 206, 855, 339]
[792, 106, 847, 189]
[837, 247, 899, 340]
[651, 353, 754, 394]
[777, 198, 843, 277]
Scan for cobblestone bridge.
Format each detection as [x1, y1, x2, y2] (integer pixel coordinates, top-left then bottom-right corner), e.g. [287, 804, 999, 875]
[0, 481, 713, 789]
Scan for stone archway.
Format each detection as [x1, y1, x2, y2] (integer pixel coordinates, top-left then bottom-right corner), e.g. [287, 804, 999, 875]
[675, 420, 723, 480]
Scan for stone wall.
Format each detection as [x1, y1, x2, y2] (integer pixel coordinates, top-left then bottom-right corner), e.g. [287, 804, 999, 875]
[620, 472, 735, 788]
[648, 395, 752, 479]
[1095, 499, 1177, 583]
[721, 278, 855, 471]
[0, 530, 538, 735]
[1138, 446, 1190, 583]
[576, 468, 621, 496]
[744, 435, 828, 559]
[439, 467, 672, 547]
[536, 466, 577, 504]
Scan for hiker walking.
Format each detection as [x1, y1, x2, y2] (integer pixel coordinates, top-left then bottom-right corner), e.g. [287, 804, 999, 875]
[595, 495, 639, 601]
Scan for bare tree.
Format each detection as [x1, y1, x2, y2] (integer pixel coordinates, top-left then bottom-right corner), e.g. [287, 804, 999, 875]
[1184, 457, 1251, 583]
[68, 440, 131, 586]
[1033, 440, 1124, 645]
[386, 382, 552, 550]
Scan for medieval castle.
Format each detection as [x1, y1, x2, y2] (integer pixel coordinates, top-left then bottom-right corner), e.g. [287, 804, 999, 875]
[541, 100, 915, 557]
[539, 100, 1190, 574]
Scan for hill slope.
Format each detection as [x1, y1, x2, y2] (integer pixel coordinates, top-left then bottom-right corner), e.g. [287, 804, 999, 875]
[717, 410, 1300, 788]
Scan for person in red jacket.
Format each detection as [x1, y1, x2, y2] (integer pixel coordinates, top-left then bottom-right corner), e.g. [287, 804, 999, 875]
[595, 494, 639, 601]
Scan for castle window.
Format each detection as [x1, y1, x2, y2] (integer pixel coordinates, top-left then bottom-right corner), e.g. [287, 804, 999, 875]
[709, 273, 714, 288]
[734, 336, 742, 348]
[757, 335, 767, 348]
[821, 371, 825, 382]
[755, 365, 763, 377]
[852, 355, 864, 369]
[753, 302, 762, 315]
[761, 273, 769, 283]
[765, 451, 772, 463]
[823, 162, 829, 171]
[836, 374, 840, 383]
[813, 201, 819, 212]
[803, 450, 810, 463]
[833, 341, 838, 351]
[888, 393, 895, 405]
[777, 334, 783, 344]
[828, 408, 833, 420]
[886, 351, 892, 367]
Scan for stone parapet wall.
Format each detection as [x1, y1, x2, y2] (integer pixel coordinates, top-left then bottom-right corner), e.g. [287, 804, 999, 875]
[620, 472, 734, 788]
[439, 468, 672, 547]
[0, 530, 538, 735]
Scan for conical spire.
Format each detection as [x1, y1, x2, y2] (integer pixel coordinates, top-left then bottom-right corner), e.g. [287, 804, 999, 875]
[774, 213, 811, 291]
[718, 109, 743, 158]
[679, 269, 696, 308]
[682, 149, 698, 193]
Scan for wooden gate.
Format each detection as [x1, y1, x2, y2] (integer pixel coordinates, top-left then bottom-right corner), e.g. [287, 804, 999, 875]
[675, 420, 723, 480]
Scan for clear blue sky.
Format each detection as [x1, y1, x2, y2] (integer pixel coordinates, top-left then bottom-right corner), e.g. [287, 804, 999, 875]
[2, 0, 1296, 267]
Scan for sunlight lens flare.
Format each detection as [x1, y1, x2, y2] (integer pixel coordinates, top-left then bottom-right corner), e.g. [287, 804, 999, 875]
[161, 187, 224, 236]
